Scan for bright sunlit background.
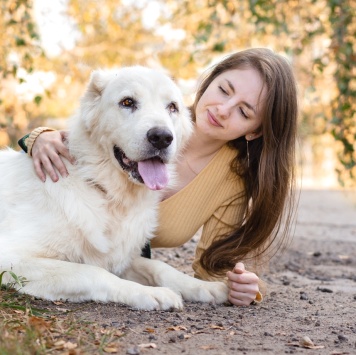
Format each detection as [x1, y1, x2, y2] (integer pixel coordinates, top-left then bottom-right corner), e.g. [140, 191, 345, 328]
[1, 0, 355, 188]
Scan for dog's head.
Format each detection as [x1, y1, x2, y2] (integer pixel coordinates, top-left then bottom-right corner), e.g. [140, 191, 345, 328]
[79, 66, 192, 190]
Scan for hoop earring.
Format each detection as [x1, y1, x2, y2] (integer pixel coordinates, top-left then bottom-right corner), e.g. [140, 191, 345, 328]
[246, 139, 250, 168]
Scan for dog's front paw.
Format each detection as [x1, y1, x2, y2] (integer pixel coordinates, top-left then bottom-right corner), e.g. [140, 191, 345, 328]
[179, 280, 229, 304]
[127, 286, 183, 311]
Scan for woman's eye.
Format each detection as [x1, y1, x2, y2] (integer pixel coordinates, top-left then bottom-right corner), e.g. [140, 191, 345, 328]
[240, 108, 248, 119]
[218, 86, 228, 95]
[119, 97, 136, 109]
[167, 102, 178, 113]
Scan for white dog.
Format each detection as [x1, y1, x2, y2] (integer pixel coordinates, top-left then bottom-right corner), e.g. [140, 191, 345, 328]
[0, 67, 228, 310]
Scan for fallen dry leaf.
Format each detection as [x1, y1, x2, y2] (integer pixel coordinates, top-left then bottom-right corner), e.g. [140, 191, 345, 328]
[53, 340, 66, 347]
[52, 301, 65, 305]
[166, 325, 188, 331]
[210, 325, 225, 330]
[304, 345, 325, 350]
[200, 345, 216, 350]
[113, 330, 125, 337]
[138, 343, 157, 349]
[28, 316, 51, 332]
[191, 330, 208, 335]
[63, 341, 77, 349]
[103, 346, 119, 353]
[286, 341, 325, 350]
[286, 342, 299, 347]
[144, 327, 155, 333]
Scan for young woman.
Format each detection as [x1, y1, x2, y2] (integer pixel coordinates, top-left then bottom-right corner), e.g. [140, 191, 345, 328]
[21, 48, 298, 307]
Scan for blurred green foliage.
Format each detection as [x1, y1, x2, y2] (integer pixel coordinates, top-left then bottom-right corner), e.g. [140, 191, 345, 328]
[0, 0, 44, 145]
[245, 0, 355, 185]
[328, 1, 355, 185]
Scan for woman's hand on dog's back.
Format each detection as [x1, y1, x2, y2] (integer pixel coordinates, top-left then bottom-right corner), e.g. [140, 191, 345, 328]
[32, 130, 74, 182]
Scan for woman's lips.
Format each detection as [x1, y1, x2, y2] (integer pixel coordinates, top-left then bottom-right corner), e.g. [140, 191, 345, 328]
[207, 110, 222, 127]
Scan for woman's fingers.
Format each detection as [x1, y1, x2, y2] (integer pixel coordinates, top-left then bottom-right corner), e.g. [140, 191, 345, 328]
[226, 265, 260, 306]
[33, 156, 47, 182]
[228, 290, 256, 306]
[227, 269, 259, 285]
[233, 262, 245, 273]
[48, 150, 69, 179]
[227, 278, 259, 293]
[227, 279, 259, 306]
[31, 130, 71, 182]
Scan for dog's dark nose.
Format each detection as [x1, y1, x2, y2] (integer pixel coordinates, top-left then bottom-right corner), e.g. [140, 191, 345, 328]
[147, 127, 173, 150]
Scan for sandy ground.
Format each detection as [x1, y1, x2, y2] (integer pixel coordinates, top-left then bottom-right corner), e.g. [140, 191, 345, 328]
[31, 189, 356, 354]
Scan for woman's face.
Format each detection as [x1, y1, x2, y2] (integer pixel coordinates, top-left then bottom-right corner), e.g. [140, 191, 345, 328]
[195, 67, 266, 143]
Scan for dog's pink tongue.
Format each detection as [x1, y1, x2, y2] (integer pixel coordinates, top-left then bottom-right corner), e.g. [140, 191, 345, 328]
[138, 158, 169, 190]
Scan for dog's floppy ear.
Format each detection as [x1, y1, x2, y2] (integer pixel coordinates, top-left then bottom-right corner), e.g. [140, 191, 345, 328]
[80, 70, 112, 130]
[84, 70, 111, 102]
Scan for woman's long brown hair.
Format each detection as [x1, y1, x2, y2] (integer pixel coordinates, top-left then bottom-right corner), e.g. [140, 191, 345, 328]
[191, 48, 299, 276]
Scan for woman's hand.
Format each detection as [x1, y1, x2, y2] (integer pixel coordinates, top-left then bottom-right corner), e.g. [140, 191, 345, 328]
[226, 262, 260, 306]
[32, 130, 74, 182]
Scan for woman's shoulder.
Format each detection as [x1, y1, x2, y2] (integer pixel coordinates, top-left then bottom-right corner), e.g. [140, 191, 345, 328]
[212, 144, 238, 169]
[203, 144, 239, 182]
[191, 144, 241, 190]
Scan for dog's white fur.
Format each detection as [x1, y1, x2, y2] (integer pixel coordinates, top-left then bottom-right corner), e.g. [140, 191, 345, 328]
[0, 67, 228, 310]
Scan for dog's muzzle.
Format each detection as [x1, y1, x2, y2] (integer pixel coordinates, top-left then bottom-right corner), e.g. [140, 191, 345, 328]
[113, 127, 174, 191]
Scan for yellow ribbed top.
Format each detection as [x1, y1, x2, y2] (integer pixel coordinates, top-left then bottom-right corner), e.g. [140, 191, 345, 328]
[152, 144, 246, 279]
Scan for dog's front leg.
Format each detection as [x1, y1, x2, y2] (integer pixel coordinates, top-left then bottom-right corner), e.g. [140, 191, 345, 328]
[6, 258, 183, 310]
[122, 257, 229, 304]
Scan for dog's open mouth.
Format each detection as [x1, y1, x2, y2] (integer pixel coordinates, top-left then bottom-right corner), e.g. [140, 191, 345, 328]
[113, 146, 169, 191]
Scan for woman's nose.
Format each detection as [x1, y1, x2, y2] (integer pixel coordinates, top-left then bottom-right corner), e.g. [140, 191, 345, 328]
[217, 102, 231, 119]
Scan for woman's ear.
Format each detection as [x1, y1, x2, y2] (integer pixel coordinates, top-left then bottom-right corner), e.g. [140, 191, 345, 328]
[245, 131, 262, 141]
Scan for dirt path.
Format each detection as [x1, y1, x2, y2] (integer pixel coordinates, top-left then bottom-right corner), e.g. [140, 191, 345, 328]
[31, 189, 356, 354]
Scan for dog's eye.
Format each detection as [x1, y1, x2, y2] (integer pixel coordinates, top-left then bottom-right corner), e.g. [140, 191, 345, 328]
[167, 102, 179, 113]
[119, 97, 137, 109]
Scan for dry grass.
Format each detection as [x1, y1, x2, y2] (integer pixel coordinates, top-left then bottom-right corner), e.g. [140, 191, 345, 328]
[0, 272, 126, 354]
